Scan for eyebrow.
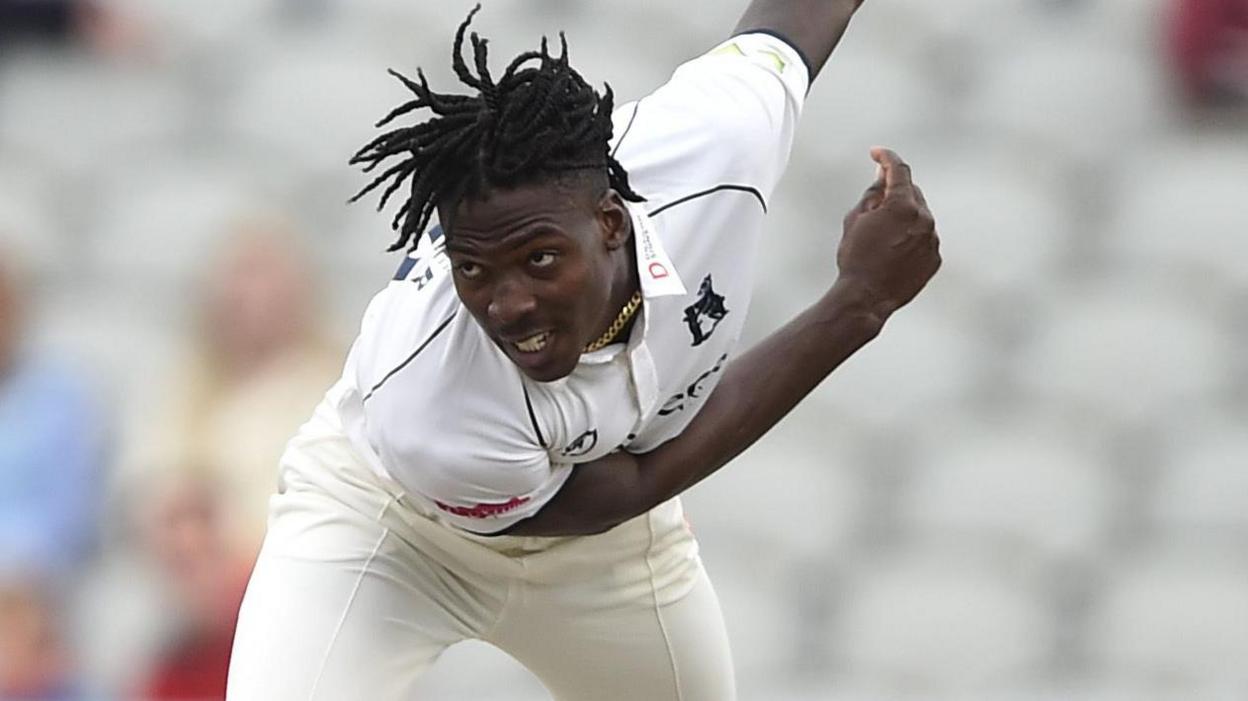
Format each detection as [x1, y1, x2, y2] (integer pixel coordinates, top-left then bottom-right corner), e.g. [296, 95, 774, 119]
[444, 225, 565, 254]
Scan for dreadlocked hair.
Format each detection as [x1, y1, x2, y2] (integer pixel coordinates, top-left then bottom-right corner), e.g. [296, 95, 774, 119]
[349, 4, 645, 253]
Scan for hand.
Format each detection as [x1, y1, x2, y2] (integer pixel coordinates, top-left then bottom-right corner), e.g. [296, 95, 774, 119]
[835, 147, 941, 320]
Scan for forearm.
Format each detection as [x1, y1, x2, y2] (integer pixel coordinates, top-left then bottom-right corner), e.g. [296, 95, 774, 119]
[734, 0, 863, 79]
[634, 279, 881, 500]
[504, 279, 883, 537]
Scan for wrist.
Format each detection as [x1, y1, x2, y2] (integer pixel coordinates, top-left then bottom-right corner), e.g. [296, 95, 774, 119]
[822, 277, 889, 337]
[837, 0, 866, 16]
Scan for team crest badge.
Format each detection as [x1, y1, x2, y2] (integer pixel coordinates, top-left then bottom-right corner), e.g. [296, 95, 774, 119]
[683, 275, 728, 347]
[562, 429, 599, 458]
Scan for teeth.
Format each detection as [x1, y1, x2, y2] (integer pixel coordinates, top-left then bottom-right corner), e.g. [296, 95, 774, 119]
[514, 332, 550, 353]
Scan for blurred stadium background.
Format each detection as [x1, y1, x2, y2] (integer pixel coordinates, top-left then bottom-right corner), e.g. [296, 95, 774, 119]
[1, 0, 1246, 698]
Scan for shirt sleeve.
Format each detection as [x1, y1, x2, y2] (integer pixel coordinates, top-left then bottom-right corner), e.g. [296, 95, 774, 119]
[610, 31, 810, 206]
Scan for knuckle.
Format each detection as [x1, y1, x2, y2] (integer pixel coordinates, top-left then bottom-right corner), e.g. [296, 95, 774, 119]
[884, 198, 917, 217]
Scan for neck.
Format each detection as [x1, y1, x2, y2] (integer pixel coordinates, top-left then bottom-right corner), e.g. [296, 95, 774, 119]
[615, 235, 641, 315]
[611, 234, 642, 330]
[588, 236, 642, 350]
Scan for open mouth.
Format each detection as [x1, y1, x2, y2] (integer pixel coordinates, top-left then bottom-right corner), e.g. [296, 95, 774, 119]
[513, 331, 552, 353]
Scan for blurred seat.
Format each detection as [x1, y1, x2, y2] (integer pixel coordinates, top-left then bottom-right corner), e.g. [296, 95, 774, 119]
[111, 0, 283, 53]
[292, 168, 409, 332]
[681, 403, 870, 688]
[34, 287, 180, 434]
[1016, 274, 1232, 423]
[853, 0, 1042, 54]
[1084, 0, 1172, 55]
[71, 555, 172, 697]
[0, 54, 187, 177]
[83, 156, 274, 294]
[52, 154, 242, 407]
[809, 291, 986, 426]
[744, 191, 845, 342]
[703, 566, 806, 687]
[836, 548, 1053, 691]
[962, 42, 1169, 163]
[223, 45, 402, 175]
[1152, 413, 1248, 538]
[0, 166, 63, 278]
[916, 150, 1074, 296]
[855, 0, 1161, 87]
[1086, 546, 1248, 687]
[804, 49, 950, 167]
[619, 0, 747, 42]
[897, 406, 1115, 565]
[1102, 135, 1248, 286]
[344, 0, 495, 29]
[683, 406, 867, 562]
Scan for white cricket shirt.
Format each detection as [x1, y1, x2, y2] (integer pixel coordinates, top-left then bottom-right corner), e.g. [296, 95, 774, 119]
[313, 32, 810, 534]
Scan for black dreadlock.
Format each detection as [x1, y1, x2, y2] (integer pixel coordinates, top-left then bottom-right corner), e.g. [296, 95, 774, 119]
[350, 4, 644, 253]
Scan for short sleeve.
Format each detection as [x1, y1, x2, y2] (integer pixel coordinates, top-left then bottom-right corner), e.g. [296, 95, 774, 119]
[706, 32, 811, 103]
[610, 32, 810, 205]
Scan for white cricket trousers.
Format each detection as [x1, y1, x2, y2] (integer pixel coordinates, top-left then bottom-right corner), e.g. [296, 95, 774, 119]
[225, 415, 736, 701]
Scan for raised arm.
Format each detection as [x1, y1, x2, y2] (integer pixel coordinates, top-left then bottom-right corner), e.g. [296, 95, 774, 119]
[505, 149, 940, 537]
[733, 0, 864, 80]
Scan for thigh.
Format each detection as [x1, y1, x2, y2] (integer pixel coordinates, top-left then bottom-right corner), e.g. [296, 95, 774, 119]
[497, 561, 737, 701]
[226, 486, 494, 701]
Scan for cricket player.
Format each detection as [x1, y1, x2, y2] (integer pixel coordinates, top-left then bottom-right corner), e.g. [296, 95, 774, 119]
[227, 0, 941, 698]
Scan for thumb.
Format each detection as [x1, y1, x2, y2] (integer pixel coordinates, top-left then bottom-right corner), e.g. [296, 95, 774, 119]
[870, 146, 915, 203]
[855, 163, 887, 213]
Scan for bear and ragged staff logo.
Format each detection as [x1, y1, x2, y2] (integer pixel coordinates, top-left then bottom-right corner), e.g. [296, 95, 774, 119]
[683, 274, 728, 347]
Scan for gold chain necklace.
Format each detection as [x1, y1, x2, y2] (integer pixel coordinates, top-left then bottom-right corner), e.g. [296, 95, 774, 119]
[583, 291, 643, 353]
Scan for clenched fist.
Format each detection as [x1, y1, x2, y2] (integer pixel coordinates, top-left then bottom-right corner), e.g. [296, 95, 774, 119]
[836, 148, 941, 320]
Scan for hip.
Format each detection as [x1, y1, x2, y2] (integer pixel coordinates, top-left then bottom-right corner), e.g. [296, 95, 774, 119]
[272, 413, 701, 590]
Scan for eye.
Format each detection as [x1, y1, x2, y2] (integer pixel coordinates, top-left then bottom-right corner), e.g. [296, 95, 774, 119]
[456, 261, 483, 280]
[528, 250, 558, 268]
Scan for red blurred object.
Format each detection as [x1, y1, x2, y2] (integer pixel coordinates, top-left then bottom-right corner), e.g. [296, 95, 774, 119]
[1167, 0, 1248, 105]
[140, 632, 234, 701]
[138, 573, 247, 701]
[130, 472, 258, 700]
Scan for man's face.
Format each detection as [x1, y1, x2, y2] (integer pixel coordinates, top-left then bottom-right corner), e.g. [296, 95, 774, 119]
[442, 181, 630, 383]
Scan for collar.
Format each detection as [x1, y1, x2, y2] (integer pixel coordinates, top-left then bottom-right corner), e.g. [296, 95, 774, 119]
[629, 202, 687, 299]
[576, 204, 686, 365]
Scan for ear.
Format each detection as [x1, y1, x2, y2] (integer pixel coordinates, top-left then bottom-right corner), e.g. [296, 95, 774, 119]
[596, 189, 631, 251]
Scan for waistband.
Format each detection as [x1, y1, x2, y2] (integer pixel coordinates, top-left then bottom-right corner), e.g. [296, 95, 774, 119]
[275, 413, 696, 583]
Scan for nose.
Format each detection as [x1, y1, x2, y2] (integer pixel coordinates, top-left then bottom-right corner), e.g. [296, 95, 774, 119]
[487, 276, 538, 329]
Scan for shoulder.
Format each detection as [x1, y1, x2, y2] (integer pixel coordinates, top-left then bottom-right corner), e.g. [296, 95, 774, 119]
[358, 307, 553, 479]
[669, 31, 811, 103]
[349, 225, 464, 399]
[609, 32, 810, 207]
[611, 31, 809, 146]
